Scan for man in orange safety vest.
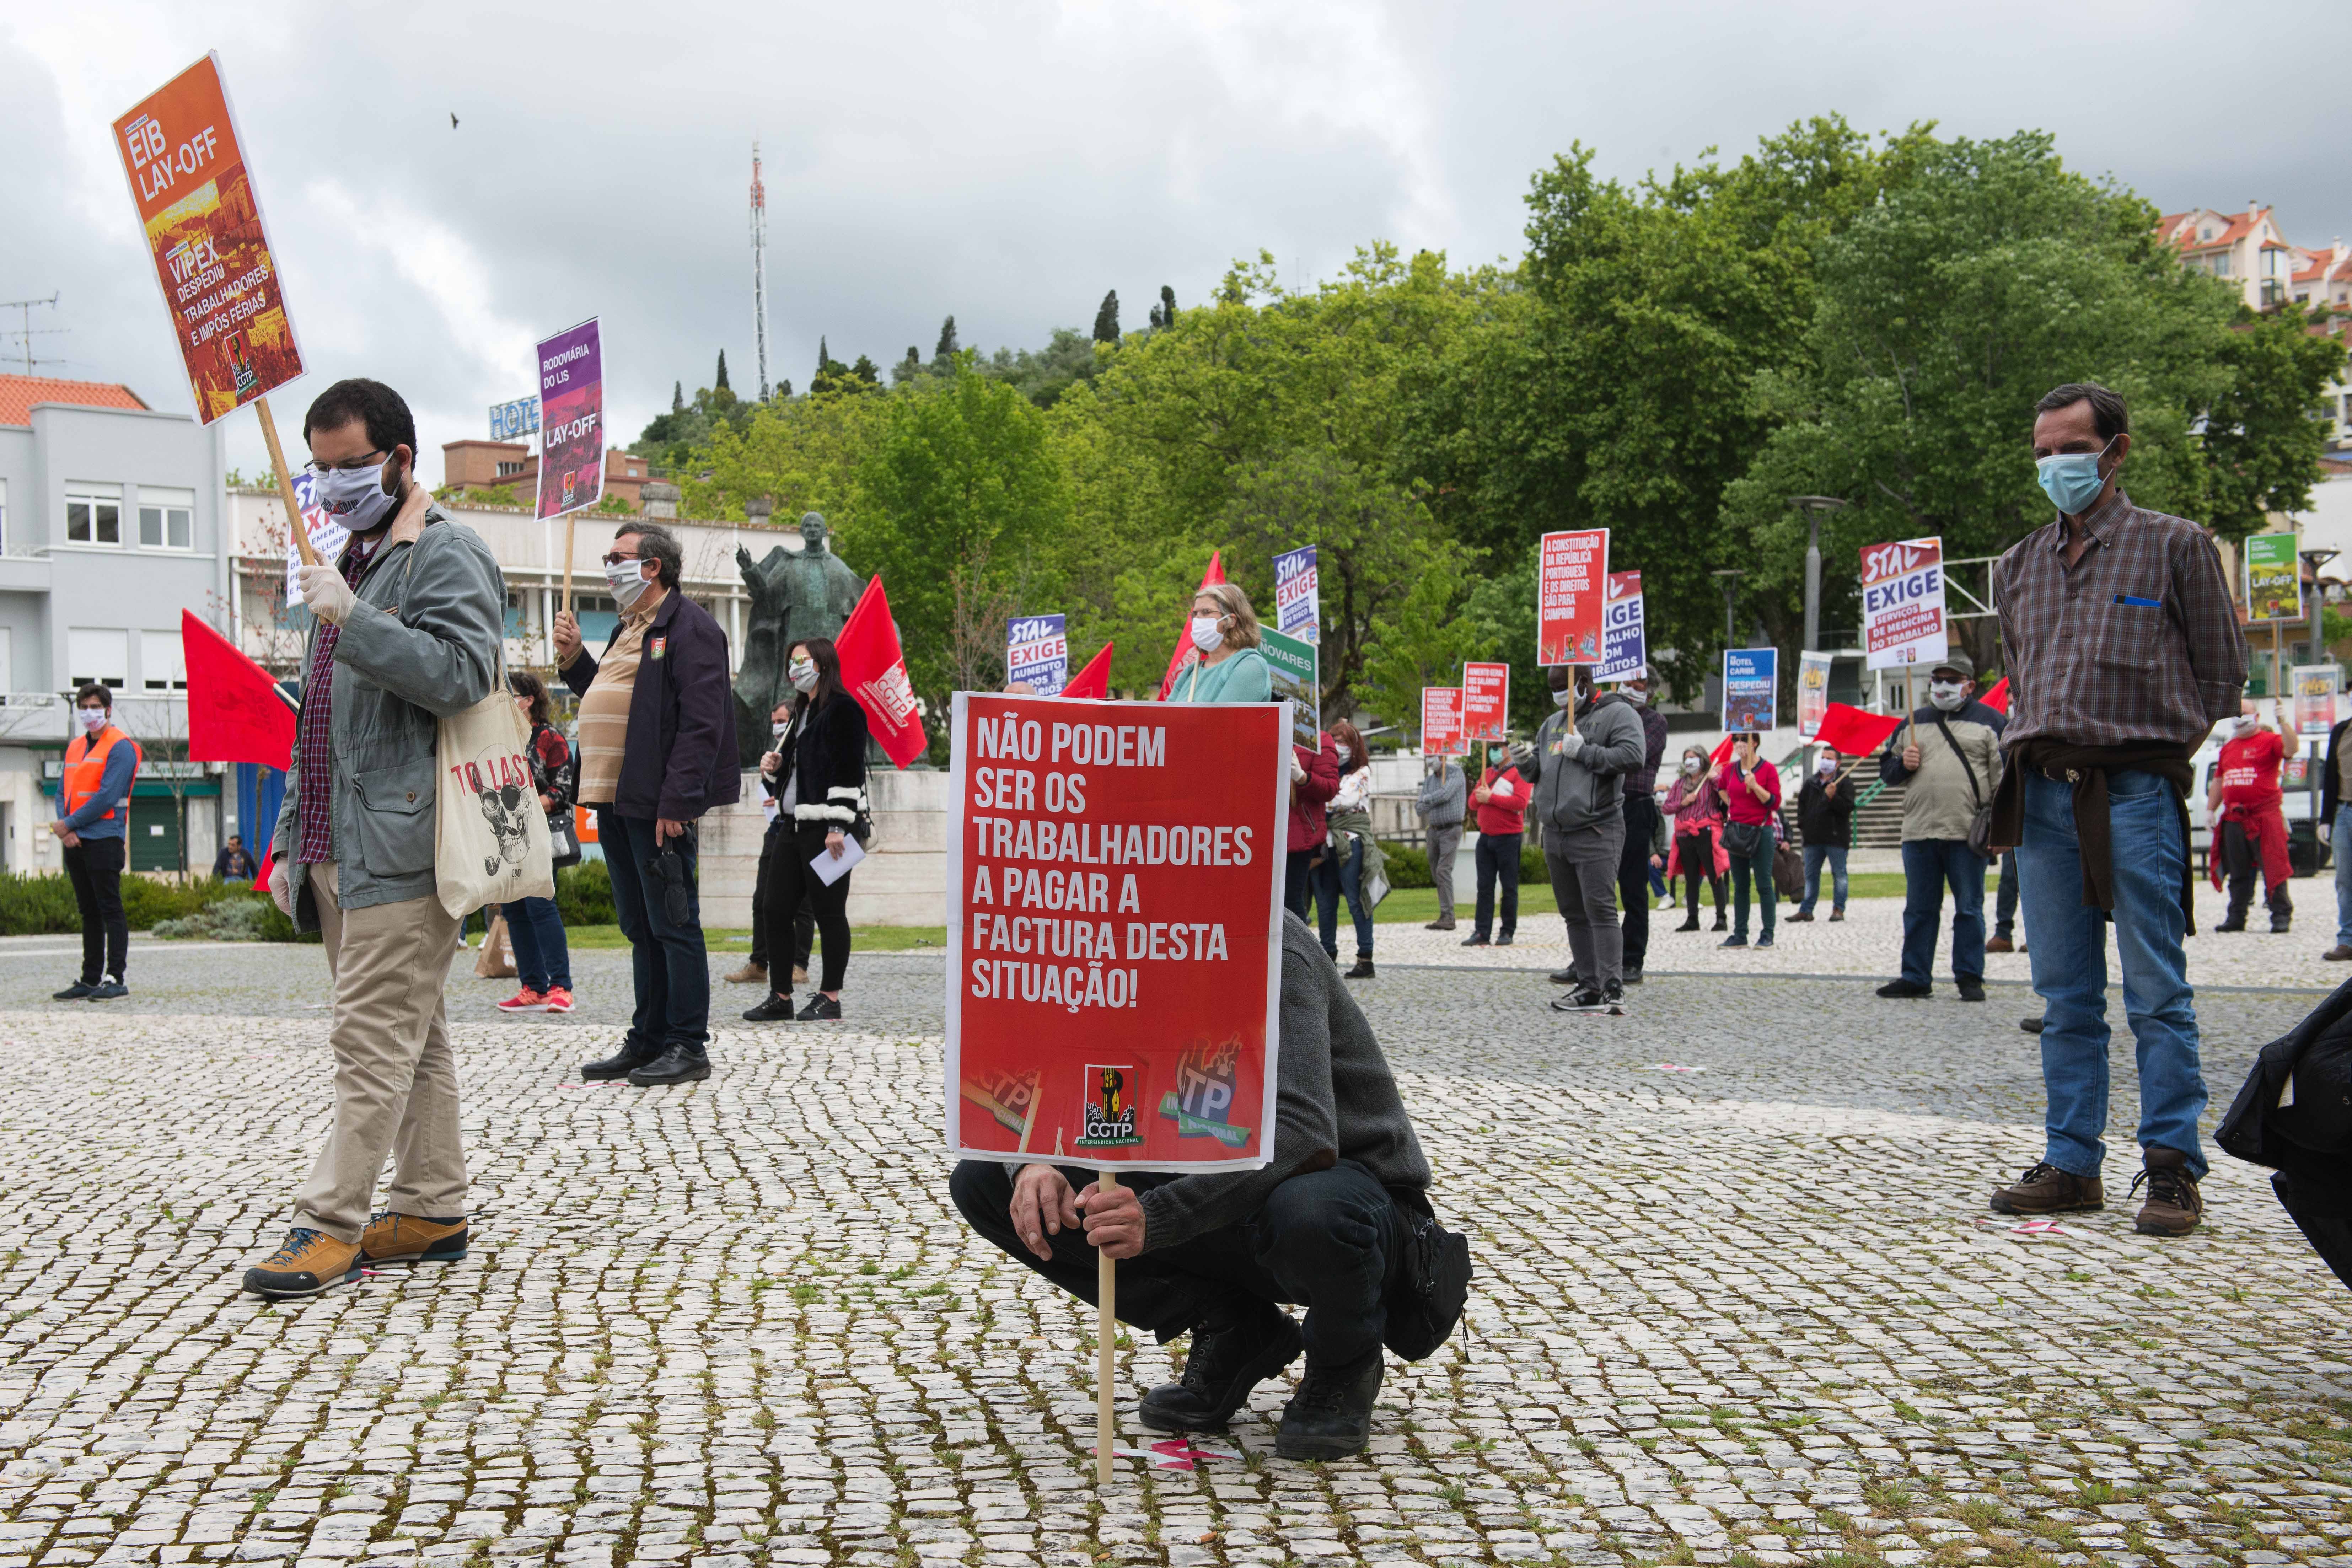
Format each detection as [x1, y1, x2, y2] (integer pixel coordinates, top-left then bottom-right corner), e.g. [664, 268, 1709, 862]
[50, 683, 141, 1000]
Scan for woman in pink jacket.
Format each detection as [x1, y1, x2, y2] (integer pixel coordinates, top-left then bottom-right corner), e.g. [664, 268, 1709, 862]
[1661, 745, 1728, 933]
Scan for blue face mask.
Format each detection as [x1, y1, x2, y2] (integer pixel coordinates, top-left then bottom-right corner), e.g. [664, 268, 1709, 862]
[2037, 436, 2116, 516]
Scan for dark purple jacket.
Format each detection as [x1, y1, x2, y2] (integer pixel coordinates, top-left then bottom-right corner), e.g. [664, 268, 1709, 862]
[560, 589, 741, 822]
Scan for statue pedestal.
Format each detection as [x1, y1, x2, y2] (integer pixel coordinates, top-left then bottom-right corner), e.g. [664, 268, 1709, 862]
[698, 768, 951, 931]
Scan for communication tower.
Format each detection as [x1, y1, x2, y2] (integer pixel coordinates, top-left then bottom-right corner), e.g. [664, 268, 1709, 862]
[750, 141, 769, 402]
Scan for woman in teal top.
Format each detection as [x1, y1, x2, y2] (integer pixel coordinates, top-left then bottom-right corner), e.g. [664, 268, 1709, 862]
[1171, 582, 1273, 702]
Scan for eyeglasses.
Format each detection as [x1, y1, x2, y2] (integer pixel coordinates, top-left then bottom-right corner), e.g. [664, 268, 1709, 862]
[302, 450, 387, 476]
[600, 552, 643, 568]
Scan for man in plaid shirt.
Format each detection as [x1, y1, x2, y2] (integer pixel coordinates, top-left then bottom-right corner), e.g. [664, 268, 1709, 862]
[1988, 382, 2248, 1239]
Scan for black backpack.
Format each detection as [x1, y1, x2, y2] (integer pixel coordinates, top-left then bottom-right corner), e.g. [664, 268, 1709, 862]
[1382, 1188, 1472, 1360]
[2216, 977, 2352, 1290]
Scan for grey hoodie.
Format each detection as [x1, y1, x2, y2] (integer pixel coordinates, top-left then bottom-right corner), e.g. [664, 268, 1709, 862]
[1520, 691, 1647, 836]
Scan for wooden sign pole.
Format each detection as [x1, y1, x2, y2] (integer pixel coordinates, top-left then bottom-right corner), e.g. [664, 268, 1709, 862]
[254, 396, 323, 567]
[562, 515, 578, 616]
[1097, 1171, 1120, 1487]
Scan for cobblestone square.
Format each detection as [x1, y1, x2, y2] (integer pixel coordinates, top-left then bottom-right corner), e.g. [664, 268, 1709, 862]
[1, 930, 2349, 1568]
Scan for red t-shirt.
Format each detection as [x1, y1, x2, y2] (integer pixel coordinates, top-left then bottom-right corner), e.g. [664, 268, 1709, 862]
[1475, 767, 1529, 836]
[1720, 758, 1783, 826]
[2217, 729, 2285, 810]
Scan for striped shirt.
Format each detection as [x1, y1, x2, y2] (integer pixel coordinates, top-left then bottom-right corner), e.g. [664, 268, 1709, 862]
[573, 602, 654, 808]
[294, 535, 381, 865]
[1990, 488, 2247, 750]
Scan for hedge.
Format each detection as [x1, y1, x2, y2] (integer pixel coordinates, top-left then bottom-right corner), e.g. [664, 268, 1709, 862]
[0, 872, 257, 936]
[1378, 839, 1547, 888]
[555, 859, 614, 927]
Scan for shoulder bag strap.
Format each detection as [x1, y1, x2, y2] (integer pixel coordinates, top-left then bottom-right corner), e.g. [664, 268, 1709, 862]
[1931, 712, 1983, 809]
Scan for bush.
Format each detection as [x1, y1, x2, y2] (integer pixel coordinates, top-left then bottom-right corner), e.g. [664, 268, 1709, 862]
[1371, 839, 1546, 887]
[0, 871, 253, 935]
[557, 859, 614, 926]
[1381, 843, 1432, 888]
[152, 897, 278, 941]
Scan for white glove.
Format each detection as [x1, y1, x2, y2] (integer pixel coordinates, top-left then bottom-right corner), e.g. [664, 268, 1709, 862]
[1289, 751, 1307, 783]
[296, 563, 356, 627]
[269, 858, 296, 918]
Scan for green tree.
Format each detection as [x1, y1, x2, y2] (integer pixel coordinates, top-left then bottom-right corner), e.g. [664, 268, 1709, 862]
[1093, 289, 1121, 344]
[715, 350, 730, 392]
[979, 328, 1106, 408]
[936, 315, 959, 358]
[2201, 304, 2346, 536]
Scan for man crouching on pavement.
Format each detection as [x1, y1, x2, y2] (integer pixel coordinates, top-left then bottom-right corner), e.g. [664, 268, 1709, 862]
[951, 911, 1467, 1460]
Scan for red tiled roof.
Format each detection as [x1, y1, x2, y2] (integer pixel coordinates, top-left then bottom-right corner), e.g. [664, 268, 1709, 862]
[0, 375, 148, 427]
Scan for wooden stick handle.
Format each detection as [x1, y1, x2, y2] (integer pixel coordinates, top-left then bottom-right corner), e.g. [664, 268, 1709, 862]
[1097, 1170, 1119, 1487]
[255, 396, 323, 567]
[562, 515, 578, 616]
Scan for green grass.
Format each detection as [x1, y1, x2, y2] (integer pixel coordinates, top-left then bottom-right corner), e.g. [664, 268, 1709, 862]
[1370, 872, 1910, 924]
[540, 924, 945, 951]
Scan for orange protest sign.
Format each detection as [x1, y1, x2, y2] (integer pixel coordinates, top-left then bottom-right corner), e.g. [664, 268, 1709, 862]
[111, 53, 304, 425]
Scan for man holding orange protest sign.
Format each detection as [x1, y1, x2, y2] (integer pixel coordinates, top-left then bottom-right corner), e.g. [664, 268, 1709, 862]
[945, 693, 1465, 1466]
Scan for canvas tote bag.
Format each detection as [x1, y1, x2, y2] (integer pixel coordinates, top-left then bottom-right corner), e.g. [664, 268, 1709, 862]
[435, 657, 557, 918]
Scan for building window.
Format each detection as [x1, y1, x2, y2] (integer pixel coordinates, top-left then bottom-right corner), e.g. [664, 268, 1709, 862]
[68, 628, 128, 690]
[137, 485, 195, 549]
[2211, 253, 2231, 278]
[140, 630, 186, 691]
[64, 483, 121, 546]
[495, 460, 524, 477]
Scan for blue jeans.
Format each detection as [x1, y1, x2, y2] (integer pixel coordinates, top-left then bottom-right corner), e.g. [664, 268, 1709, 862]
[2017, 769, 2207, 1180]
[598, 810, 709, 1053]
[1316, 834, 1373, 959]
[1900, 838, 1987, 985]
[2334, 804, 2352, 947]
[500, 895, 572, 994]
[1799, 844, 1848, 915]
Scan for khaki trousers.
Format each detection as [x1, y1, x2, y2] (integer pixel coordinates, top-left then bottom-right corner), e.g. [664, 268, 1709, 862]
[292, 862, 468, 1242]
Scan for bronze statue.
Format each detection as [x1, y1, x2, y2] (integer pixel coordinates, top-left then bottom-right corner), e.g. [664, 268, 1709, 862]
[733, 511, 867, 764]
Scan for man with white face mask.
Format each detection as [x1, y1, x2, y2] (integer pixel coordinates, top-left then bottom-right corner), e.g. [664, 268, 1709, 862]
[242, 379, 505, 1299]
[1876, 651, 2004, 1003]
[553, 524, 740, 1086]
[2205, 703, 2293, 933]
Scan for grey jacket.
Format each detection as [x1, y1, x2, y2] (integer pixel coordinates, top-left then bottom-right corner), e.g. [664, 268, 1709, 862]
[271, 503, 505, 927]
[1137, 913, 1431, 1253]
[1414, 760, 1465, 829]
[1520, 693, 1647, 836]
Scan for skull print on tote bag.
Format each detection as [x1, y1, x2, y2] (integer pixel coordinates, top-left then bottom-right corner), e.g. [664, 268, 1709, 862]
[434, 657, 557, 919]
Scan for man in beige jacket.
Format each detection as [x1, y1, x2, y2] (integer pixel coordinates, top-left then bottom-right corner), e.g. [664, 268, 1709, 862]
[1875, 650, 2005, 1003]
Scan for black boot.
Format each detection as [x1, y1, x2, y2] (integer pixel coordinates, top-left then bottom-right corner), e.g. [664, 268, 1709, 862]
[581, 1039, 660, 1081]
[1711, 910, 1728, 932]
[741, 992, 796, 1022]
[627, 1043, 712, 1086]
[1674, 916, 1699, 933]
[1275, 1349, 1384, 1459]
[1138, 1299, 1302, 1433]
[2215, 909, 2248, 933]
[1344, 956, 1375, 980]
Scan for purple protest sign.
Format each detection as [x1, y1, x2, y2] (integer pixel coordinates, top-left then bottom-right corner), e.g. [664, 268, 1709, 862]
[536, 318, 603, 520]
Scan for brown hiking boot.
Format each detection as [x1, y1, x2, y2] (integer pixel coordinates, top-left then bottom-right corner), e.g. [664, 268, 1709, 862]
[240, 1228, 364, 1298]
[360, 1212, 470, 1264]
[2326, 945, 2352, 962]
[1989, 1161, 2104, 1215]
[1984, 936, 2014, 953]
[2130, 1147, 2203, 1236]
[723, 962, 768, 986]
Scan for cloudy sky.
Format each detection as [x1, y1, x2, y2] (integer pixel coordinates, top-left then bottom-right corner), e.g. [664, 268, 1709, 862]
[7, 1, 2348, 485]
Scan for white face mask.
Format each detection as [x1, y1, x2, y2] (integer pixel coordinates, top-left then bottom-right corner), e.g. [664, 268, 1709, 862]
[1335, 745, 1352, 765]
[312, 458, 399, 533]
[76, 706, 107, 734]
[1551, 688, 1571, 708]
[1682, 756, 1702, 774]
[771, 720, 791, 738]
[789, 659, 819, 694]
[605, 558, 653, 610]
[1816, 757, 1837, 776]
[1928, 681, 1967, 712]
[2232, 714, 2258, 737]
[1189, 615, 1224, 653]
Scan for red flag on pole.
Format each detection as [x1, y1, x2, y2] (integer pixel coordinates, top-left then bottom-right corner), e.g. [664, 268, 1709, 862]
[1065, 642, 1114, 700]
[1812, 701, 1905, 759]
[1156, 549, 1227, 701]
[1979, 676, 2009, 714]
[834, 575, 929, 767]
[182, 609, 295, 769]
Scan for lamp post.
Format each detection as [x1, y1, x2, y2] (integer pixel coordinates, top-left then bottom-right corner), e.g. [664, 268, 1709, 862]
[1790, 496, 1847, 655]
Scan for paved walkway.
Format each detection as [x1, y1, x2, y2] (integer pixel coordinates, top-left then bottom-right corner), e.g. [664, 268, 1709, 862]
[0, 940, 2347, 1567]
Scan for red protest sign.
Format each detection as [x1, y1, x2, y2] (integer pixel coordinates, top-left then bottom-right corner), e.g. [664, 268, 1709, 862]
[111, 54, 303, 424]
[1422, 687, 1466, 757]
[1537, 529, 1608, 666]
[1462, 662, 1510, 743]
[947, 694, 1288, 1171]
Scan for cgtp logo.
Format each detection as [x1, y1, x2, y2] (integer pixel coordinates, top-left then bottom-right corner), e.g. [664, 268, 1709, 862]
[1076, 1063, 1144, 1148]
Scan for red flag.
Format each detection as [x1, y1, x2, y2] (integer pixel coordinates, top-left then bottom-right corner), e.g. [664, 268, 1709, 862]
[1156, 549, 1226, 701]
[1980, 676, 2009, 714]
[183, 609, 295, 768]
[1065, 642, 1114, 700]
[834, 575, 928, 768]
[1813, 701, 1905, 759]
[1708, 734, 1738, 767]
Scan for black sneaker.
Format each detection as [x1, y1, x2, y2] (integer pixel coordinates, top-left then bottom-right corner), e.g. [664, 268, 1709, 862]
[1547, 968, 1579, 986]
[1598, 979, 1627, 1015]
[1550, 985, 1606, 1013]
[1876, 979, 1931, 998]
[1956, 978, 1986, 1002]
[2021, 1016, 2045, 1034]
[741, 993, 796, 1022]
[1138, 1299, 1303, 1433]
[86, 981, 128, 1000]
[1494, 933, 1514, 946]
[1622, 966, 1643, 985]
[52, 981, 94, 1000]
[1711, 913, 1728, 932]
[1276, 1350, 1384, 1460]
[1674, 917, 1699, 933]
[795, 994, 843, 1022]
[1719, 934, 1747, 948]
[1459, 933, 1490, 947]
[2271, 915, 2292, 935]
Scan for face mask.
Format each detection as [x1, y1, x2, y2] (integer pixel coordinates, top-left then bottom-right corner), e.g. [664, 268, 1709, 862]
[789, 659, 819, 694]
[1335, 745, 1352, 765]
[2233, 714, 2258, 737]
[1929, 681, 1967, 712]
[771, 720, 790, 738]
[606, 559, 651, 610]
[2036, 436, 2116, 516]
[1551, 688, 1571, 708]
[1816, 756, 1837, 775]
[1682, 756, 1703, 774]
[1189, 616, 1224, 654]
[76, 707, 107, 734]
[312, 458, 399, 533]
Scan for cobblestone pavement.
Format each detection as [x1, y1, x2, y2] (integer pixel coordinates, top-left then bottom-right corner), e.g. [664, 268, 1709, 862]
[2, 939, 2350, 1568]
[1383, 880, 2352, 994]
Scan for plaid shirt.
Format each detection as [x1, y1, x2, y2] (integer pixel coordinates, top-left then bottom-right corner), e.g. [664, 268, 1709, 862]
[293, 536, 381, 865]
[1990, 488, 2247, 751]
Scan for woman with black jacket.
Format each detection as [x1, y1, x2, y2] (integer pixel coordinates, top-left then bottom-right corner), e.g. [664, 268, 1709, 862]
[742, 637, 869, 1022]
